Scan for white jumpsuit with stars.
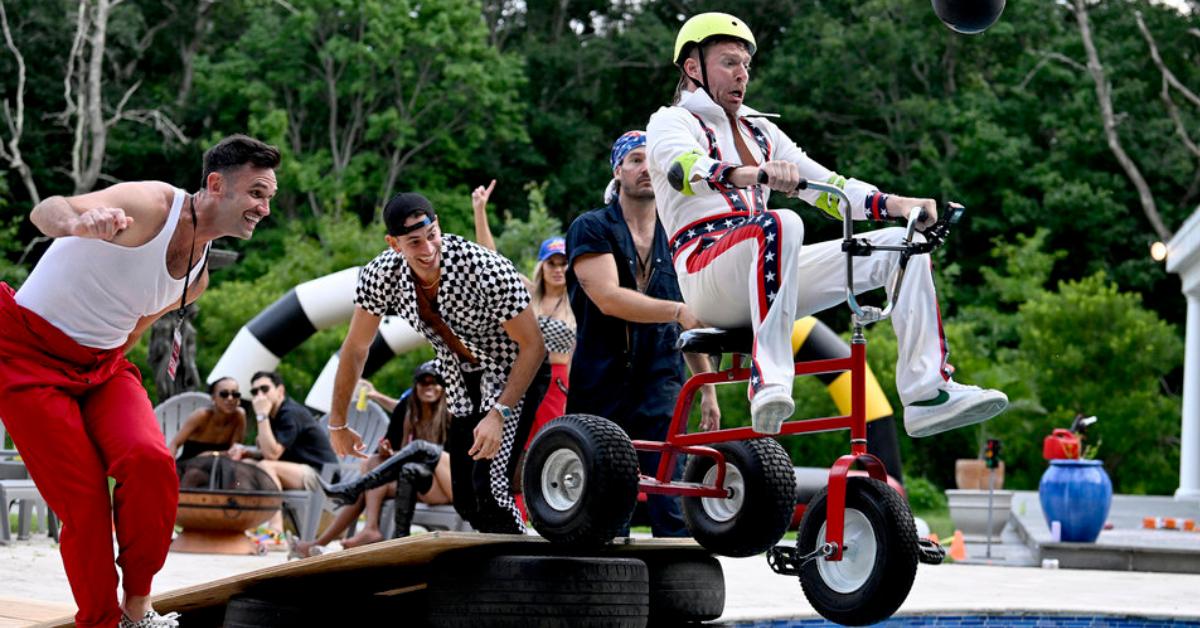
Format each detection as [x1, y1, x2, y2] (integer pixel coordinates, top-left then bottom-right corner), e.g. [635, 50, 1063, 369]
[647, 89, 951, 406]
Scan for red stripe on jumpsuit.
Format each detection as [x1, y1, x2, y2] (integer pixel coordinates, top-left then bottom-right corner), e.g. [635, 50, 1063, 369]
[931, 257, 952, 379]
[683, 212, 785, 394]
[669, 211, 748, 261]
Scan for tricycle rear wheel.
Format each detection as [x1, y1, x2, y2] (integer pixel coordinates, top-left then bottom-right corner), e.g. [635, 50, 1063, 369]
[681, 438, 795, 557]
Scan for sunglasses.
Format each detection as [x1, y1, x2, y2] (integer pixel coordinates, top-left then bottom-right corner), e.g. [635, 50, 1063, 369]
[217, 390, 241, 399]
[250, 385, 273, 396]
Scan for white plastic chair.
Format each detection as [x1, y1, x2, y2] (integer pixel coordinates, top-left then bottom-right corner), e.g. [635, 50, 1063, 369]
[0, 419, 58, 544]
[153, 391, 213, 448]
[282, 400, 389, 542]
[380, 501, 472, 538]
[317, 400, 390, 485]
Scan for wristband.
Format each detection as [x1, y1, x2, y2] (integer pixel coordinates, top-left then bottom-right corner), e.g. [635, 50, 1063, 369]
[716, 164, 738, 186]
[673, 303, 683, 323]
[328, 423, 349, 431]
[256, 414, 268, 424]
[866, 192, 891, 221]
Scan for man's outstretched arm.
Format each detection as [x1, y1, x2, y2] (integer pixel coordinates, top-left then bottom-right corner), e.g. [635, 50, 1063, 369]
[327, 306, 383, 458]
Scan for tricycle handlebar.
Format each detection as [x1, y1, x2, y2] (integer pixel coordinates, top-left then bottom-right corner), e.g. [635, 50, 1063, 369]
[674, 164, 964, 327]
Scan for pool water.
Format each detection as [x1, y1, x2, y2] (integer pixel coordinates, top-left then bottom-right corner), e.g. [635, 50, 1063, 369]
[729, 615, 1200, 627]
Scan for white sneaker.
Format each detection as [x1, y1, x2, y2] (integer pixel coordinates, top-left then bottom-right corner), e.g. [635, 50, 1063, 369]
[903, 380, 1008, 438]
[750, 385, 794, 435]
[119, 611, 181, 628]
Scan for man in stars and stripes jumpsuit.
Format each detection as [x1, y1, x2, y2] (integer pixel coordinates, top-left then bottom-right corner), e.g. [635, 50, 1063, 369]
[647, 13, 1008, 438]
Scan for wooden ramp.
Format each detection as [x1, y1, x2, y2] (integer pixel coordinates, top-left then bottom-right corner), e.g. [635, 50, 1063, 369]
[0, 598, 73, 628]
[36, 532, 704, 627]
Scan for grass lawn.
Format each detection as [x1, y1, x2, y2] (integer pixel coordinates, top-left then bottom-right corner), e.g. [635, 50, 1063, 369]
[914, 505, 954, 541]
[7, 512, 54, 535]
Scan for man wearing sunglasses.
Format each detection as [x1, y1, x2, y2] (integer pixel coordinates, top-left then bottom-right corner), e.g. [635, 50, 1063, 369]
[234, 371, 338, 530]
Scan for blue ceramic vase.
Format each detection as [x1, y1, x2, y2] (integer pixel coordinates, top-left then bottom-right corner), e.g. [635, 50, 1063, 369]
[1038, 459, 1112, 543]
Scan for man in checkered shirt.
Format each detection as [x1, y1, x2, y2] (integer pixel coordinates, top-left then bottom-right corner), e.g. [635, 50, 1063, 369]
[324, 192, 546, 534]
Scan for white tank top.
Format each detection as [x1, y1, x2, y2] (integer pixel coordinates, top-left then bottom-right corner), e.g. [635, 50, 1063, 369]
[16, 186, 210, 349]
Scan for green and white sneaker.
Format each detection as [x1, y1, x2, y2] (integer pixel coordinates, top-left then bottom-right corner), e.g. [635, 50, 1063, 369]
[750, 385, 795, 435]
[904, 380, 1008, 438]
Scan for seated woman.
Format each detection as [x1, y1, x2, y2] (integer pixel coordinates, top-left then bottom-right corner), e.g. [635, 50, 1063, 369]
[292, 361, 452, 556]
[169, 377, 246, 465]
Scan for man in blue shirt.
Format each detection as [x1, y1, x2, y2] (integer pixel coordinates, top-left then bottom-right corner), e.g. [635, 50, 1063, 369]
[566, 131, 719, 537]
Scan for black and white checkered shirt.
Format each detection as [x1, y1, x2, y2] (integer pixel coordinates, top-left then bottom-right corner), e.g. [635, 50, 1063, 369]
[354, 234, 532, 419]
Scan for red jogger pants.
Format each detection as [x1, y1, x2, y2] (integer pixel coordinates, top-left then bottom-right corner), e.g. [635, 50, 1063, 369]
[0, 284, 177, 628]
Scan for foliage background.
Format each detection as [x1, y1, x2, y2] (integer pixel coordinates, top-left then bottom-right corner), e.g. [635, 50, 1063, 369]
[0, 0, 1195, 494]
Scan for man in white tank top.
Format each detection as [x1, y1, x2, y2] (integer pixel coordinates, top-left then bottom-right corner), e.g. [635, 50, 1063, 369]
[0, 135, 280, 628]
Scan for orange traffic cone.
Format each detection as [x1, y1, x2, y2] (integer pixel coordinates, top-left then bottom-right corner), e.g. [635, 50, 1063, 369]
[928, 532, 940, 545]
[948, 529, 967, 561]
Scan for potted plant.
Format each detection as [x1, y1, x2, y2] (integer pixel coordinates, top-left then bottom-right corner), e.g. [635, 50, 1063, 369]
[1038, 414, 1111, 543]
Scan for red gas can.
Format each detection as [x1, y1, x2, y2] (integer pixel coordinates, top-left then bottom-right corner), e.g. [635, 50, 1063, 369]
[1043, 428, 1081, 460]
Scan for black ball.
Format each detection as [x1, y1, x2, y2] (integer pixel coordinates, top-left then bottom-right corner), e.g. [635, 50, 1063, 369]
[932, 0, 1006, 34]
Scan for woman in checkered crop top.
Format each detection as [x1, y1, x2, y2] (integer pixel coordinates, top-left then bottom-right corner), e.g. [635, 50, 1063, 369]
[472, 181, 575, 448]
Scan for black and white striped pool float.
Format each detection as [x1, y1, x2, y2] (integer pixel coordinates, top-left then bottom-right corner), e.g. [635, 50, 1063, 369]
[206, 267, 427, 413]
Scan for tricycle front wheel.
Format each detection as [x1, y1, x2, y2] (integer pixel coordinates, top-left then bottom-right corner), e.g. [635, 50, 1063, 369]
[797, 476, 919, 626]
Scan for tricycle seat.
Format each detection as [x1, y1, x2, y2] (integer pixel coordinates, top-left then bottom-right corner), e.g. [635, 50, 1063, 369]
[676, 327, 754, 355]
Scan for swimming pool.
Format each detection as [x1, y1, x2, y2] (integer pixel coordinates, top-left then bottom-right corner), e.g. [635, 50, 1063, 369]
[729, 614, 1200, 627]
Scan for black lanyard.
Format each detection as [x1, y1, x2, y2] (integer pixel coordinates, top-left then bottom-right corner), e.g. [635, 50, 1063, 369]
[176, 194, 198, 325]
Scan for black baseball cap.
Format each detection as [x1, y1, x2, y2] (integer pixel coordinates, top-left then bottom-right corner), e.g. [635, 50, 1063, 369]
[384, 192, 437, 236]
[412, 360, 445, 385]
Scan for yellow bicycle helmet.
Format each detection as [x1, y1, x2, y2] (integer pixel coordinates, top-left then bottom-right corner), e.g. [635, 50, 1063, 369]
[673, 12, 757, 67]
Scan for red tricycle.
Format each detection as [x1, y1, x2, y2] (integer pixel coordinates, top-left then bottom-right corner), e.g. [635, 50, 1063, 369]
[523, 178, 955, 626]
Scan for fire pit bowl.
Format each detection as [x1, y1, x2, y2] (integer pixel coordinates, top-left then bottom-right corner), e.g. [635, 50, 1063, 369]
[173, 488, 284, 555]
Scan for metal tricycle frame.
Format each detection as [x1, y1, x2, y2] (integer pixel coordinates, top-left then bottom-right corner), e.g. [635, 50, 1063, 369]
[631, 179, 955, 563]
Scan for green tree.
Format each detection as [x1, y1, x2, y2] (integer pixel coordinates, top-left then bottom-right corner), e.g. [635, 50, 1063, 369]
[752, 0, 1196, 321]
[188, 214, 431, 403]
[0, 177, 28, 286]
[492, 181, 565, 275]
[477, 0, 681, 222]
[197, 0, 526, 220]
[1014, 273, 1181, 493]
[906, 230, 1179, 492]
[773, 227, 1182, 494]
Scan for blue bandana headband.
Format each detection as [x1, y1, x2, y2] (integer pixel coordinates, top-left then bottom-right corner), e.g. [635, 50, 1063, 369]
[610, 130, 647, 171]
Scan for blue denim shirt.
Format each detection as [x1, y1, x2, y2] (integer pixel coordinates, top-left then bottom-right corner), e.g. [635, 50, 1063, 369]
[565, 201, 685, 432]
